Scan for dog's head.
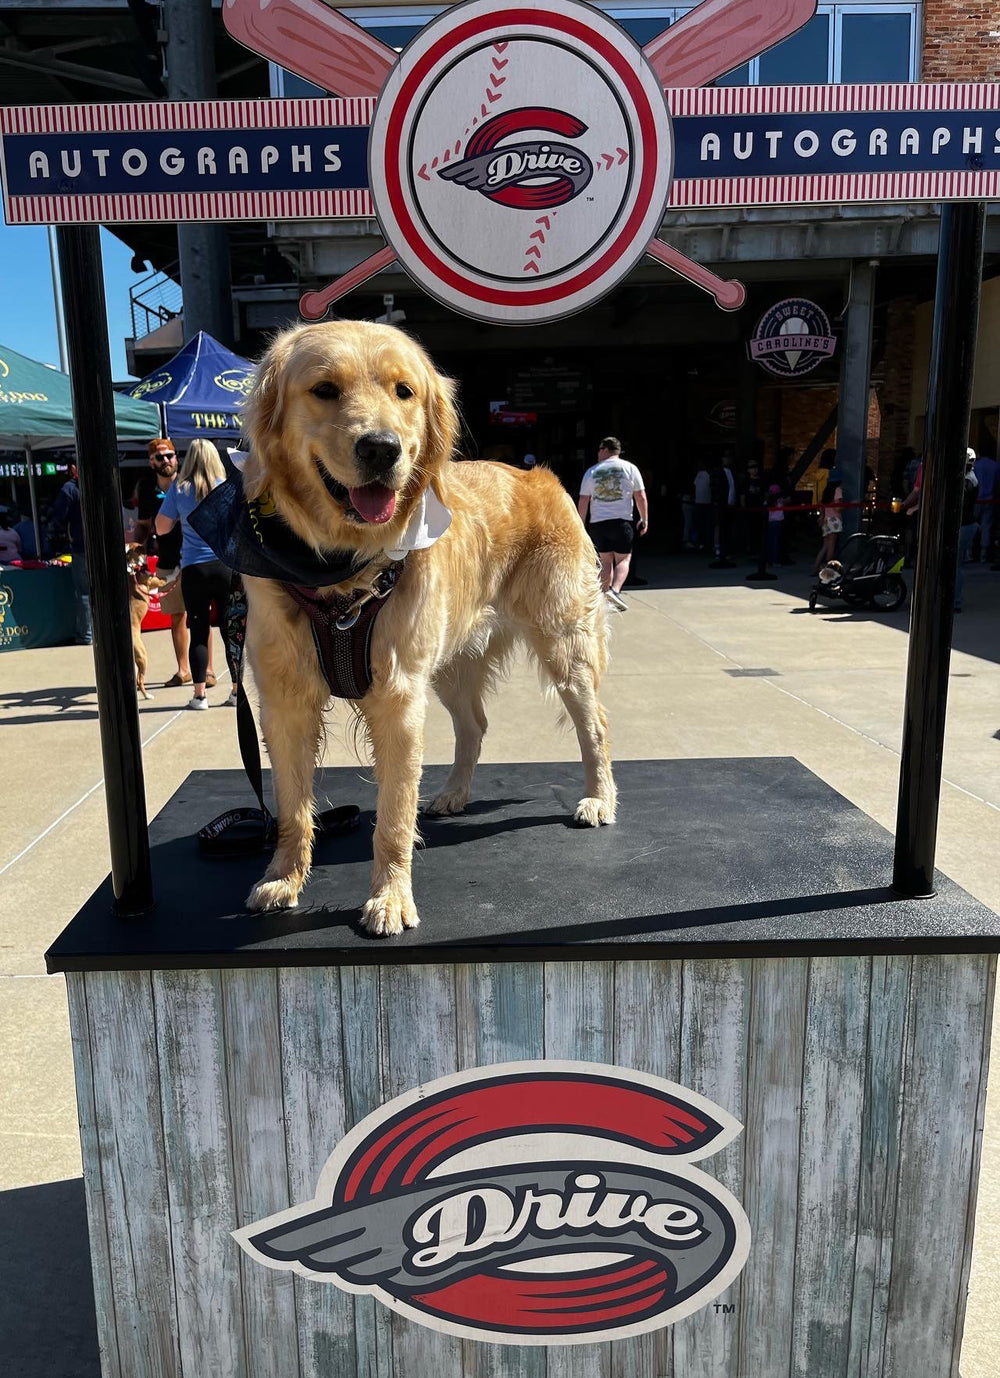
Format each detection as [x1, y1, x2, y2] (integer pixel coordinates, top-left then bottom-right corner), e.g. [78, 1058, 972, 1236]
[241, 320, 458, 554]
[125, 542, 150, 581]
[125, 543, 165, 592]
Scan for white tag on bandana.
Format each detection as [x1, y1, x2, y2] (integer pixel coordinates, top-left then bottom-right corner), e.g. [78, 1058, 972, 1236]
[384, 486, 453, 558]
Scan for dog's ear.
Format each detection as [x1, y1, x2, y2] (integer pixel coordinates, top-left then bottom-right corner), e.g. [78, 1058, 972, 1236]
[424, 366, 458, 471]
[242, 328, 297, 500]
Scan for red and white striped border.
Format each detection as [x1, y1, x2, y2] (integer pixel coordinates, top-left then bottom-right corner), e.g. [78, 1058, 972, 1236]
[0, 97, 376, 134]
[4, 85, 1000, 222]
[665, 82, 1000, 117]
[670, 170, 1000, 209]
[3, 83, 995, 136]
[4, 190, 375, 225]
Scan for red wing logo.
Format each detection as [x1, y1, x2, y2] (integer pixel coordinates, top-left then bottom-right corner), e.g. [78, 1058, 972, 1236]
[437, 107, 593, 209]
[236, 1061, 751, 1345]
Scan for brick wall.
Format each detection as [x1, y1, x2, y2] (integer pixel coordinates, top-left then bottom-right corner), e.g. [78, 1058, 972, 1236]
[922, 0, 1000, 81]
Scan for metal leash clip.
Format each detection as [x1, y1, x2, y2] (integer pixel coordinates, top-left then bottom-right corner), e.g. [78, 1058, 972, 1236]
[333, 564, 400, 630]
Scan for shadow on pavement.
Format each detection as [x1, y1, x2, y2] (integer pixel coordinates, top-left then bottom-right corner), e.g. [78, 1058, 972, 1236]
[0, 1178, 100, 1378]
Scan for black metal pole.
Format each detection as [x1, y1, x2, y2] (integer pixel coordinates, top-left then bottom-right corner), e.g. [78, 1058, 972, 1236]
[892, 202, 986, 898]
[57, 226, 153, 914]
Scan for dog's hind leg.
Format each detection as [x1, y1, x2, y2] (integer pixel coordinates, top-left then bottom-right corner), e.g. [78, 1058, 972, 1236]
[247, 685, 326, 913]
[426, 634, 510, 815]
[134, 637, 151, 700]
[527, 626, 617, 827]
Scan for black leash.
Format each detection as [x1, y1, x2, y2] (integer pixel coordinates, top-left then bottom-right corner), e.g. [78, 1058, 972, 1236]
[198, 575, 360, 857]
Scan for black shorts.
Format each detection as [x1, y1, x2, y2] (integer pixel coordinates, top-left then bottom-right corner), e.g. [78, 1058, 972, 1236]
[590, 518, 634, 554]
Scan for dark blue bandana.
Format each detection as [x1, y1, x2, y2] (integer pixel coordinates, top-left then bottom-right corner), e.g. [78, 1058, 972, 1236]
[188, 450, 359, 589]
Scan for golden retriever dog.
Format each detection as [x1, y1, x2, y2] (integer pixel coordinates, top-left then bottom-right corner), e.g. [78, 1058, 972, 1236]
[241, 320, 616, 935]
[125, 543, 166, 700]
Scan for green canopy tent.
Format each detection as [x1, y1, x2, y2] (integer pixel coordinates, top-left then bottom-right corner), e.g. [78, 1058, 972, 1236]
[0, 343, 158, 555]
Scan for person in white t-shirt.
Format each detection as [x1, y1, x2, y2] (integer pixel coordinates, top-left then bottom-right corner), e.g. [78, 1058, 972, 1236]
[578, 437, 648, 612]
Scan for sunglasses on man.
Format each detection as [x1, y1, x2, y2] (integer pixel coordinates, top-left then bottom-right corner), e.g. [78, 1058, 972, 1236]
[153, 451, 176, 460]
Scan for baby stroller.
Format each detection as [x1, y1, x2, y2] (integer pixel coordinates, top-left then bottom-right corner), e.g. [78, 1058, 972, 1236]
[809, 531, 907, 613]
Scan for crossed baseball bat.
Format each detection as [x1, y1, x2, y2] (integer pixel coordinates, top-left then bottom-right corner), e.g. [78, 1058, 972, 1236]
[223, 0, 818, 317]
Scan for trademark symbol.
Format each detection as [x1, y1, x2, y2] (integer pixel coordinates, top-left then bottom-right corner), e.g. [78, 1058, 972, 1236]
[714, 1302, 737, 1315]
[586, 195, 595, 201]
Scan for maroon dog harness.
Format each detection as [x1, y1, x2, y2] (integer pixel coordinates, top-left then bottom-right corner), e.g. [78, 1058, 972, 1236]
[282, 559, 403, 700]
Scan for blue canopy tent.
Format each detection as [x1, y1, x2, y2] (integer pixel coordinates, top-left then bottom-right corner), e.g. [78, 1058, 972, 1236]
[126, 332, 255, 441]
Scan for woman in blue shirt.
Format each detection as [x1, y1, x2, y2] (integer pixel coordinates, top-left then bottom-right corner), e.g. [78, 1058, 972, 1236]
[156, 439, 233, 709]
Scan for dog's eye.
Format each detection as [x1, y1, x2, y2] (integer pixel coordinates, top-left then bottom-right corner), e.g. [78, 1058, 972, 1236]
[395, 382, 414, 400]
[311, 382, 341, 401]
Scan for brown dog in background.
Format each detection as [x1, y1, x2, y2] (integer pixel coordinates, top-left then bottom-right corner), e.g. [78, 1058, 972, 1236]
[240, 320, 616, 936]
[125, 543, 165, 700]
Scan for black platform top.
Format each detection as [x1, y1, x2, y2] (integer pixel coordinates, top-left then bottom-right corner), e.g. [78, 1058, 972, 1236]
[45, 758, 1000, 972]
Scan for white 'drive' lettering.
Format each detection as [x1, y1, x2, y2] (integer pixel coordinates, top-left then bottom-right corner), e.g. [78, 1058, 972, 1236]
[407, 1170, 706, 1270]
[487, 144, 584, 185]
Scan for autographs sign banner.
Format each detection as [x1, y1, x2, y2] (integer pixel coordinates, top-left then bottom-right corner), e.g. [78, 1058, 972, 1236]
[2, 84, 1000, 225]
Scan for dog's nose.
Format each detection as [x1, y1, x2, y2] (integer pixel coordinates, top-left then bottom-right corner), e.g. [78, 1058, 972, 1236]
[355, 430, 402, 474]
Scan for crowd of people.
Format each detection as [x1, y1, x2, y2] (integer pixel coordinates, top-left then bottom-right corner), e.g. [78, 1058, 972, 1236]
[561, 434, 999, 609]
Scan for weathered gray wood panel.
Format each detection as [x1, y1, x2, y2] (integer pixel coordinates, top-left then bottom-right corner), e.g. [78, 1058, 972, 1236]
[153, 969, 246, 1378]
[223, 969, 301, 1378]
[737, 958, 809, 1378]
[791, 957, 869, 1377]
[66, 974, 123, 1378]
[84, 970, 180, 1378]
[846, 956, 911, 1378]
[66, 953, 995, 1378]
[884, 954, 995, 1378]
[673, 958, 751, 1378]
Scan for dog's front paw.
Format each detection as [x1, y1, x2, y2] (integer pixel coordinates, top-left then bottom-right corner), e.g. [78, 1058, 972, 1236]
[246, 877, 301, 913]
[361, 888, 420, 937]
[425, 787, 470, 816]
[574, 796, 616, 827]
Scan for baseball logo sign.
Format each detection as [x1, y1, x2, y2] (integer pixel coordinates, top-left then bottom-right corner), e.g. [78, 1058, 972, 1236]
[235, 1061, 750, 1345]
[368, 0, 675, 324]
[749, 298, 837, 378]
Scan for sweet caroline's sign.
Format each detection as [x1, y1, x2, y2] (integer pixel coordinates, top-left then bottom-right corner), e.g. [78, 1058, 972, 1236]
[235, 1061, 751, 1345]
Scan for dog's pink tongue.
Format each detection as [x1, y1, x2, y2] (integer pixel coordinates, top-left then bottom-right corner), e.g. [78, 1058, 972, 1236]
[348, 483, 397, 525]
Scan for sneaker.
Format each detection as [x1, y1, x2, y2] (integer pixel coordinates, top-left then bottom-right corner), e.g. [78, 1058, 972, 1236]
[223, 689, 238, 707]
[187, 694, 209, 711]
[605, 589, 628, 612]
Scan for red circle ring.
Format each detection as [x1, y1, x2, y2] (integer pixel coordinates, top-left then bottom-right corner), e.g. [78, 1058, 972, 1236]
[371, 4, 673, 314]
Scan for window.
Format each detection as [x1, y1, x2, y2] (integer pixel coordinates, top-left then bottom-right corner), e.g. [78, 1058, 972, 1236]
[837, 8, 914, 83]
[759, 14, 832, 85]
[707, 3, 918, 85]
[269, 2, 919, 95]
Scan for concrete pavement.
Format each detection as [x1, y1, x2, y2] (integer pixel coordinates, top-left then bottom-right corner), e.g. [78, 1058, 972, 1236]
[1, 555, 998, 1374]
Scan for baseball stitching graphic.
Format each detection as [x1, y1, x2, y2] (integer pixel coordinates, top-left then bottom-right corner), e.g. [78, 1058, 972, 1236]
[235, 1061, 751, 1346]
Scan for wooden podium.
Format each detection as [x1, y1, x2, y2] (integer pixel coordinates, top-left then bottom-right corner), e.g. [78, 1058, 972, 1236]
[48, 759, 998, 1378]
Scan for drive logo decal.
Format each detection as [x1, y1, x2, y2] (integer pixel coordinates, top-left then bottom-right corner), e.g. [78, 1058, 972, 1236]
[437, 108, 594, 208]
[369, 0, 675, 323]
[235, 1061, 751, 1346]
